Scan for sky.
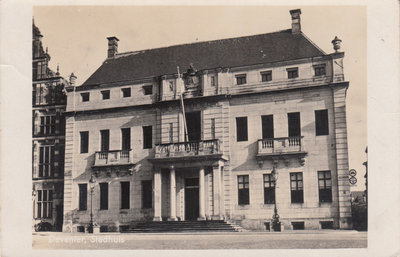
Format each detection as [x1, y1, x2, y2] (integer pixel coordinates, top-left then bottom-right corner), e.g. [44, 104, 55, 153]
[33, 6, 367, 190]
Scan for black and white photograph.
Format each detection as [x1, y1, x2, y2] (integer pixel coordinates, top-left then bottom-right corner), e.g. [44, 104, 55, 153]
[1, 1, 399, 256]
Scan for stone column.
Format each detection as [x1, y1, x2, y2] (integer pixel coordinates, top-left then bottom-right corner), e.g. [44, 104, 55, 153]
[198, 167, 206, 220]
[153, 169, 162, 221]
[168, 166, 177, 221]
[212, 164, 222, 220]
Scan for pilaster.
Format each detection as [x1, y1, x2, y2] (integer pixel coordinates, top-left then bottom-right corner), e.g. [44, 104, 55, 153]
[153, 168, 162, 221]
[198, 167, 206, 220]
[331, 83, 352, 229]
[62, 115, 75, 232]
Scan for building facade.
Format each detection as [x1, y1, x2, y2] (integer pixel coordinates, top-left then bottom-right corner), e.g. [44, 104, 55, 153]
[62, 9, 352, 232]
[32, 23, 69, 231]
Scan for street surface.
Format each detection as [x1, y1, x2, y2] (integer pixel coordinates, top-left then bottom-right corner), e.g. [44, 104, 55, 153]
[32, 230, 367, 249]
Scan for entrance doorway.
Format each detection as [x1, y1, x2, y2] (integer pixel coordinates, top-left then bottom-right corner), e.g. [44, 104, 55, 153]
[185, 111, 201, 141]
[185, 178, 199, 220]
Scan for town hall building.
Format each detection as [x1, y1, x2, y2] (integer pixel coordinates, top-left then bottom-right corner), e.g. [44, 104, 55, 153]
[62, 9, 352, 232]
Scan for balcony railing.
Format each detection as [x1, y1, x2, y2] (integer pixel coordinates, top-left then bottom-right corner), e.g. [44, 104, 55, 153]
[93, 149, 134, 167]
[258, 137, 304, 155]
[155, 139, 222, 158]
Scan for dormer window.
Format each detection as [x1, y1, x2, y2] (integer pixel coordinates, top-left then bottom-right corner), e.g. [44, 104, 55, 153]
[314, 65, 326, 76]
[143, 85, 153, 95]
[81, 92, 90, 102]
[287, 68, 299, 79]
[236, 74, 247, 85]
[261, 71, 272, 82]
[101, 90, 110, 100]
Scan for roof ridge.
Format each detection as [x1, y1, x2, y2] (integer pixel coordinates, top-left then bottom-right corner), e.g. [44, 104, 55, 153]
[113, 29, 292, 59]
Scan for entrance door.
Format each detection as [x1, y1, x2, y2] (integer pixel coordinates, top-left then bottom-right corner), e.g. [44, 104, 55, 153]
[185, 112, 201, 141]
[55, 204, 63, 231]
[185, 178, 199, 220]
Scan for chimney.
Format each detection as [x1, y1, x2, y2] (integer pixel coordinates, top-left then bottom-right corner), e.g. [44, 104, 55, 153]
[107, 36, 119, 58]
[290, 9, 302, 34]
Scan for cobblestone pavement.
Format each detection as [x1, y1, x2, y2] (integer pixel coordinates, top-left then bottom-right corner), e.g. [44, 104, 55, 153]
[32, 230, 367, 249]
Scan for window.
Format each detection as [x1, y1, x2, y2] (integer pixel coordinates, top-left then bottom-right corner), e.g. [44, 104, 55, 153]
[169, 123, 173, 143]
[211, 118, 216, 139]
[288, 112, 301, 137]
[261, 115, 274, 139]
[121, 87, 131, 98]
[80, 131, 89, 153]
[287, 68, 299, 79]
[39, 146, 54, 177]
[81, 92, 90, 102]
[315, 109, 329, 136]
[100, 130, 109, 151]
[261, 71, 272, 82]
[78, 184, 87, 211]
[40, 115, 56, 135]
[292, 222, 305, 230]
[99, 183, 108, 210]
[120, 182, 130, 209]
[101, 90, 110, 100]
[34, 83, 50, 105]
[143, 126, 152, 149]
[290, 172, 304, 203]
[143, 85, 153, 95]
[237, 175, 249, 205]
[37, 190, 53, 218]
[263, 174, 275, 204]
[121, 128, 131, 150]
[236, 117, 248, 142]
[236, 74, 247, 85]
[142, 180, 153, 209]
[318, 171, 332, 203]
[210, 76, 216, 86]
[320, 221, 333, 229]
[314, 65, 326, 76]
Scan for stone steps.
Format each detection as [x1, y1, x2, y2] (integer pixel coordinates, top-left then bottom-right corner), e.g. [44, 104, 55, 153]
[121, 220, 239, 233]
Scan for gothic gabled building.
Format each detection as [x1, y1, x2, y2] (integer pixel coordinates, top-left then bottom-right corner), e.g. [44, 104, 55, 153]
[32, 22, 69, 231]
[62, 9, 352, 232]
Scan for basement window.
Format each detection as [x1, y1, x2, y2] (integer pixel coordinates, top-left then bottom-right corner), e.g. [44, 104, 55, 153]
[320, 221, 334, 229]
[100, 226, 108, 232]
[292, 222, 305, 230]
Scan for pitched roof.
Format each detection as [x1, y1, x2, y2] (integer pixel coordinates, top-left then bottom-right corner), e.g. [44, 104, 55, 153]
[82, 29, 326, 87]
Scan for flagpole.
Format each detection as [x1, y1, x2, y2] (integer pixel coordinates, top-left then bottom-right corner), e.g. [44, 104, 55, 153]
[177, 66, 189, 142]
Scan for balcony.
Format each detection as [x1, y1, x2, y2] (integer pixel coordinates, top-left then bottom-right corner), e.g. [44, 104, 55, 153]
[155, 139, 222, 158]
[93, 149, 135, 168]
[256, 137, 307, 166]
